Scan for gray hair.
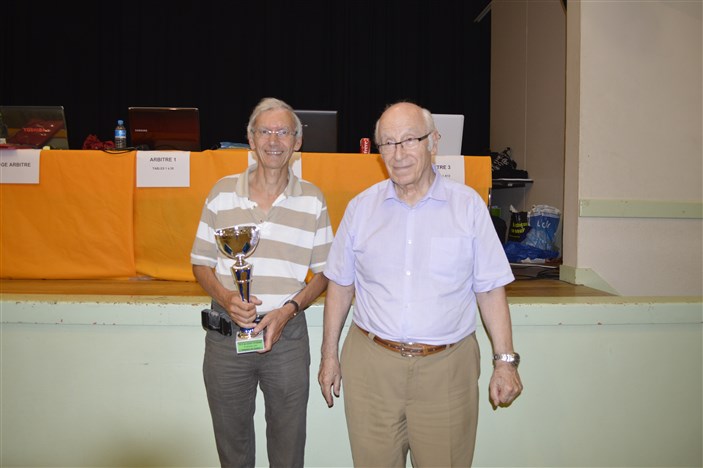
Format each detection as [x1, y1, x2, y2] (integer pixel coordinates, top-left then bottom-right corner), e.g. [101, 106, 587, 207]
[247, 97, 303, 137]
[373, 102, 437, 150]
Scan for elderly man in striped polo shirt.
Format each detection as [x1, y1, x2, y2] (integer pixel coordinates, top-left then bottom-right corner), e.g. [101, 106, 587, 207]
[191, 97, 333, 468]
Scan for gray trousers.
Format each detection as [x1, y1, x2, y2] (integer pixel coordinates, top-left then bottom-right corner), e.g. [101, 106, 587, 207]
[203, 307, 310, 468]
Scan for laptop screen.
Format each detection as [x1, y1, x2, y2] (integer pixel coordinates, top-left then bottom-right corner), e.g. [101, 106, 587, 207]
[0, 105, 69, 149]
[128, 107, 201, 151]
[294, 110, 338, 153]
[431, 114, 465, 156]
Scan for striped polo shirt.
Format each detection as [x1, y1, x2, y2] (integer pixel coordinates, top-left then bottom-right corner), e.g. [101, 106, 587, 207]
[191, 164, 333, 313]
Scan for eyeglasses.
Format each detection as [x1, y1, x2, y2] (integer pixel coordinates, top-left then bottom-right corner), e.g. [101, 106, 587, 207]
[377, 132, 432, 154]
[252, 128, 298, 138]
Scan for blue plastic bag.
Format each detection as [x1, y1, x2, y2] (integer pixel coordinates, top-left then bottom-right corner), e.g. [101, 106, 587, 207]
[504, 241, 559, 263]
[522, 205, 561, 253]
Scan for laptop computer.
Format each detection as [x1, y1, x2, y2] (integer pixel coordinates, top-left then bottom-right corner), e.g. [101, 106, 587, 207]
[432, 114, 464, 155]
[128, 107, 201, 151]
[294, 110, 338, 153]
[0, 105, 69, 149]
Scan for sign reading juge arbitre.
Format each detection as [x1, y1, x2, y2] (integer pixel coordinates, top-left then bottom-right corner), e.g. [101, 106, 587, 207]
[0, 149, 40, 184]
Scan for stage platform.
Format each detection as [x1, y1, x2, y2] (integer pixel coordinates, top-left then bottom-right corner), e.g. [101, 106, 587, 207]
[2, 276, 700, 468]
[0, 277, 613, 300]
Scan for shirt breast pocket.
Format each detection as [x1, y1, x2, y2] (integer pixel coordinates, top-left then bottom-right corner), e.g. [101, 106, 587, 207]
[429, 237, 472, 283]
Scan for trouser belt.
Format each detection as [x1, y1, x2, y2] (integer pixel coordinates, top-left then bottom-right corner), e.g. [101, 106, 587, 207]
[356, 325, 454, 357]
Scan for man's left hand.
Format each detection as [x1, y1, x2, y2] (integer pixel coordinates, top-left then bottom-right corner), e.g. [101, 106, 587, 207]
[489, 363, 523, 408]
[253, 306, 292, 353]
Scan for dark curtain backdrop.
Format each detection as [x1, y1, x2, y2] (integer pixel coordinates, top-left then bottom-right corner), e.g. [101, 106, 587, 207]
[1, 0, 491, 154]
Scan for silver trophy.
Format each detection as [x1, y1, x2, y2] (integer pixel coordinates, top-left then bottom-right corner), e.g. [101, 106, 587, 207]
[214, 224, 263, 353]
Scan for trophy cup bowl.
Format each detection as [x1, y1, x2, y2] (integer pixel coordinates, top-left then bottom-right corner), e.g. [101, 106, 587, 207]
[214, 224, 263, 353]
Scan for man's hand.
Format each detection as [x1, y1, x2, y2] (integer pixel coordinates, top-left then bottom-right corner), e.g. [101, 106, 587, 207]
[489, 362, 523, 408]
[253, 304, 293, 353]
[223, 290, 262, 329]
[318, 355, 342, 408]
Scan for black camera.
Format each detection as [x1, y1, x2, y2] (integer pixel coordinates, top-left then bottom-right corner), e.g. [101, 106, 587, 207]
[201, 308, 233, 336]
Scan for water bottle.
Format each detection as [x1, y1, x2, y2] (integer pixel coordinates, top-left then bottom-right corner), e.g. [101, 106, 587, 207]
[114, 119, 127, 149]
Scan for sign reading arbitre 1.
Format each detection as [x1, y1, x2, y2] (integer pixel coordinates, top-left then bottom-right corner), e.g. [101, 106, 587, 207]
[359, 137, 371, 154]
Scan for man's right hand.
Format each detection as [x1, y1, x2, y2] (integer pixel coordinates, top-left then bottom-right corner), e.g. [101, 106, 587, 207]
[222, 290, 262, 329]
[192, 264, 262, 330]
[318, 355, 342, 408]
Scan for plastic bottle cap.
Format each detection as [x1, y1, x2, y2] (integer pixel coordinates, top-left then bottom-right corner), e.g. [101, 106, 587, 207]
[118, 120, 124, 125]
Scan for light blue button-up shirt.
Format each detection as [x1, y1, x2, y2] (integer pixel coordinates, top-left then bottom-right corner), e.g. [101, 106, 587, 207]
[324, 168, 514, 345]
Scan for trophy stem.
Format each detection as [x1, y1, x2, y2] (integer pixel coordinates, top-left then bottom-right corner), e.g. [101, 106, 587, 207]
[230, 262, 260, 338]
[231, 263, 253, 302]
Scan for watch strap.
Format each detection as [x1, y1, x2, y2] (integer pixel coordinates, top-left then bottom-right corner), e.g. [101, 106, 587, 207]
[283, 299, 300, 317]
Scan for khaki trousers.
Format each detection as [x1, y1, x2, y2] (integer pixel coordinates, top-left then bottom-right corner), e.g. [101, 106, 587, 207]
[341, 323, 480, 468]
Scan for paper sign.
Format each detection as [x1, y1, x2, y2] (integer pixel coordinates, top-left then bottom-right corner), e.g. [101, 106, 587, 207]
[434, 156, 465, 184]
[136, 151, 190, 187]
[248, 151, 302, 179]
[0, 149, 41, 184]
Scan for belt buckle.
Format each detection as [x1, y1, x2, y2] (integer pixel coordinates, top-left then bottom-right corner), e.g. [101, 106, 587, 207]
[400, 342, 417, 358]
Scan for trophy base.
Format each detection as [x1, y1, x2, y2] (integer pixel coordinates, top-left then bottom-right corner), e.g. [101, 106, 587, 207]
[236, 329, 265, 353]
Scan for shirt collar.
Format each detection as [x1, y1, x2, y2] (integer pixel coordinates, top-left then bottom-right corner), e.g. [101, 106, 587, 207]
[383, 165, 448, 203]
[236, 163, 302, 199]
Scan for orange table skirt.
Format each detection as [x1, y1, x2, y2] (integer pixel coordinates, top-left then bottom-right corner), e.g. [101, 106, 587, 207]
[1, 150, 136, 279]
[1, 149, 491, 280]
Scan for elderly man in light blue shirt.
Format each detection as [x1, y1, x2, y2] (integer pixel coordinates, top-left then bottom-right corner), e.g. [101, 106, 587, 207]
[319, 101, 523, 468]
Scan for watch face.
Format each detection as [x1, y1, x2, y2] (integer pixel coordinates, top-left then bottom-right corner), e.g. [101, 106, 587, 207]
[494, 353, 520, 367]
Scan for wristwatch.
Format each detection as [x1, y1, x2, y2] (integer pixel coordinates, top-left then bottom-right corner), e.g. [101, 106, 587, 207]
[493, 353, 520, 367]
[283, 299, 300, 318]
